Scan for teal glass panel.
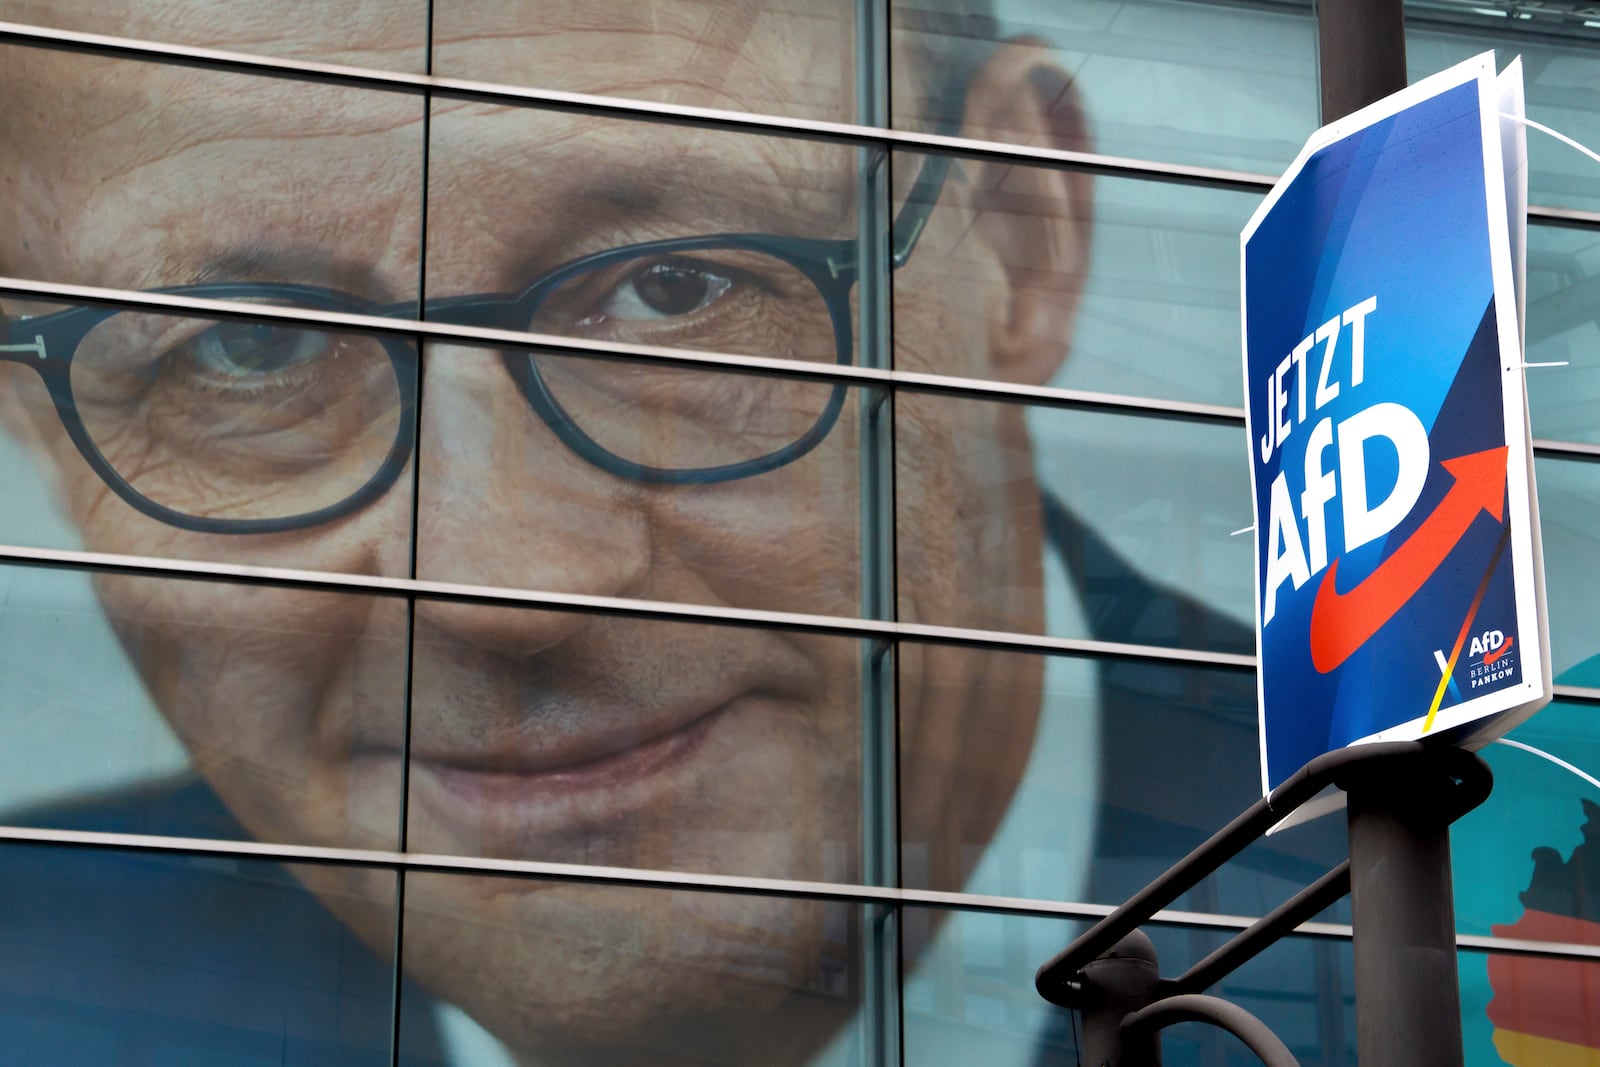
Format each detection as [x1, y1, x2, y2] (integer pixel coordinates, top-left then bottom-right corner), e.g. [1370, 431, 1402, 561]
[894, 0, 1318, 172]
[0, 564, 408, 851]
[897, 395, 1254, 653]
[1407, 5, 1600, 213]
[0, 844, 401, 1065]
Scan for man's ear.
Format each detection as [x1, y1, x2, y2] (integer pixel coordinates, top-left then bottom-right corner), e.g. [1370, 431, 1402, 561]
[955, 40, 1092, 388]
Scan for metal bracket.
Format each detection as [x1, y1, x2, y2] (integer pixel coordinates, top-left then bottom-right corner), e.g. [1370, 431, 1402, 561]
[1036, 742, 1493, 1066]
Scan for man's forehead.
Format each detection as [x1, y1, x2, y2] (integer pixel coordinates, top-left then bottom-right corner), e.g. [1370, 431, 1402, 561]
[0, 0, 944, 124]
[0, 0, 428, 66]
[433, 0, 854, 118]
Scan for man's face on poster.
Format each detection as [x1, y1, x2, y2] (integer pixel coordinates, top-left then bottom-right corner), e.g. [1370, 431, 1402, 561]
[0, 1, 1090, 1061]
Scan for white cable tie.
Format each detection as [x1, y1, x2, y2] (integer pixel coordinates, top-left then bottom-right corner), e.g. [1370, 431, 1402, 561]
[1521, 360, 1570, 369]
[1229, 524, 1256, 537]
[1503, 113, 1600, 171]
[1493, 736, 1600, 795]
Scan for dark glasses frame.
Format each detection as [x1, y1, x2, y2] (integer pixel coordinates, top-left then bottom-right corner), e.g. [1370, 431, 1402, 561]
[0, 152, 951, 535]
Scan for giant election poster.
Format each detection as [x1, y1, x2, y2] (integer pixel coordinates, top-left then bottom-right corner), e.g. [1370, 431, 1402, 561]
[1243, 53, 1550, 795]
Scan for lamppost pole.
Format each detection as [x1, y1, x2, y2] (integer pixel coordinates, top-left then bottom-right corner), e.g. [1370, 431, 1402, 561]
[1318, 0, 1408, 123]
[1316, 5, 1470, 1063]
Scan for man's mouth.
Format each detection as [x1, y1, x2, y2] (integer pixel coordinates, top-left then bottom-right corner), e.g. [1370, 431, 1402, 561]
[385, 697, 734, 849]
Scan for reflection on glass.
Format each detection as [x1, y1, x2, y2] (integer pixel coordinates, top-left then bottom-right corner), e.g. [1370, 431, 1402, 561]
[398, 873, 868, 1066]
[0, 43, 424, 301]
[893, 0, 1318, 172]
[0, 845, 399, 1065]
[1407, 9, 1600, 214]
[1467, 944, 1600, 1067]
[404, 610, 865, 882]
[894, 153, 1259, 406]
[896, 394, 1254, 651]
[411, 341, 862, 615]
[3, 301, 416, 533]
[1525, 222, 1600, 444]
[0, 568, 408, 851]
[0, 0, 430, 70]
[900, 644, 1347, 919]
[903, 909, 1355, 1067]
[432, 0, 856, 122]
[1531, 456, 1600, 674]
[1454, 699, 1600, 943]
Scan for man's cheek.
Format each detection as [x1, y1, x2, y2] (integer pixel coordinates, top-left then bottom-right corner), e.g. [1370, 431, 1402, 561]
[94, 575, 405, 737]
[892, 401, 1012, 621]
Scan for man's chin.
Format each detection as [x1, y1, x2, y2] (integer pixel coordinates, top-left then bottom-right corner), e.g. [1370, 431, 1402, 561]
[396, 872, 862, 1067]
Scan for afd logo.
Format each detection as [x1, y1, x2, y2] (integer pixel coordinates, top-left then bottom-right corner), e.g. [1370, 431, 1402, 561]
[1431, 628, 1517, 706]
[1469, 629, 1513, 662]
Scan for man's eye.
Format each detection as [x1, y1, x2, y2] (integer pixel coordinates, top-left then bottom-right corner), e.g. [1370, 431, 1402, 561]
[176, 322, 329, 377]
[587, 261, 734, 323]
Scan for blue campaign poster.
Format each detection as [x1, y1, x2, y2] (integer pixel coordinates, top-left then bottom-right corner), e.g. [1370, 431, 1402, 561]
[1242, 53, 1548, 794]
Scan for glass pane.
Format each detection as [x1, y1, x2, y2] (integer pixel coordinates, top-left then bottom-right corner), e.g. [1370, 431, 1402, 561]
[404, 608, 868, 882]
[0, 43, 425, 304]
[0, 566, 408, 851]
[1464, 945, 1600, 1067]
[896, 395, 1253, 653]
[1407, 7, 1600, 214]
[0, 43, 425, 574]
[397, 873, 872, 1065]
[1526, 221, 1600, 444]
[894, 0, 1318, 172]
[893, 152, 1259, 405]
[903, 910, 1355, 1066]
[0, 1, 429, 71]
[0, 844, 400, 1065]
[431, 0, 856, 123]
[422, 100, 866, 365]
[899, 643, 1347, 918]
[1534, 454, 1600, 674]
[1455, 697, 1600, 941]
[0, 300, 418, 572]
[411, 342, 863, 617]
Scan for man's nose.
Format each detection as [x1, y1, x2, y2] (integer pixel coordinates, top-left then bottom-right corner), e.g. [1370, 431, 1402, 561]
[409, 347, 652, 653]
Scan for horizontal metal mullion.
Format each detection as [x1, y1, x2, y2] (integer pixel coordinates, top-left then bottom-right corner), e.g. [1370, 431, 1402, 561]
[1552, 682, 1600, 704]
[0, 542, 1256, 670]
[11, 20, 1600, 224]
[13, 540, 1600, 693]
[0, 20, 1275, 193]
[0, 275, 1246, 424]
[1530, 203, 1600, 231]
[0, 823, 1343, 937]
[6, 824, 1600, 962]
[15, 277, 1600, 445]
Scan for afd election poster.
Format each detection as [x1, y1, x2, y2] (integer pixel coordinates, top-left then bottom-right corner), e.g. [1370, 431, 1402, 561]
[1243, 53, 1550, 795]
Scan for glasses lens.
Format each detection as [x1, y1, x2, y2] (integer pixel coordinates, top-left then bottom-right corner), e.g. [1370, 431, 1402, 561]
[527, 248, 843, 470]
[69, 310, 407, 523]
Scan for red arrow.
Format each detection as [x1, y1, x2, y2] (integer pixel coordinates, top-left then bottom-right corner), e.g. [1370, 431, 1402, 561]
[1484, 635, 1515, 666]
[1308, 445, 1508, 674]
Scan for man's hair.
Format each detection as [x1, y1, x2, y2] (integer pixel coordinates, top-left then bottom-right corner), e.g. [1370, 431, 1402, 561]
[895, 0, 1001, 132]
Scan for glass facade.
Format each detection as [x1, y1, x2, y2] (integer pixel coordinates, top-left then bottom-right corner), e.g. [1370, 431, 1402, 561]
[0, 1, 1597, 1063]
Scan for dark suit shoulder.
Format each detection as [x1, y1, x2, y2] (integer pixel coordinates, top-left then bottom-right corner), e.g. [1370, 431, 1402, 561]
[0, 778, 444, 1065]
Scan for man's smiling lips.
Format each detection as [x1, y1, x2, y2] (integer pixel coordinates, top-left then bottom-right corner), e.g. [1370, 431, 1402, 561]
[379, 693, 742, 848]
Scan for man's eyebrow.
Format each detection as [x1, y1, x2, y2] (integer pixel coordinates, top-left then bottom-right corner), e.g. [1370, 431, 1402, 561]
[188, 243, 404, 304]
[560, 157, 858, 239]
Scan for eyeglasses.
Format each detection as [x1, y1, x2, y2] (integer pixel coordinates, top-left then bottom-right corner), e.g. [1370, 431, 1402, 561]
[1, 154, 951, 535]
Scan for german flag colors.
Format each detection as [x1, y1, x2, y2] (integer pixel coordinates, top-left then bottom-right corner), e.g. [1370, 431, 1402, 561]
[1489, 799, 1600, 1065]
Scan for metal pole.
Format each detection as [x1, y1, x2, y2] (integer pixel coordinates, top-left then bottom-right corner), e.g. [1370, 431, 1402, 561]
[1317, 0, 1407, 123]
[1344, 767, 1466, 1067]
[1315, 13, 1460, 1063]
